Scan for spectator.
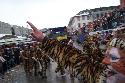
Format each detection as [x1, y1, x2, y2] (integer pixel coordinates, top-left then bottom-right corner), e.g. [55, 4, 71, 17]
[4, 45, 15, 70]
[12, 44, 20, 65]
[0, 46, 6, 79]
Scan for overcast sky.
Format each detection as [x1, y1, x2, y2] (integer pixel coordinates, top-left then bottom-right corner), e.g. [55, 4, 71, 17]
[0, 0, 120, 29]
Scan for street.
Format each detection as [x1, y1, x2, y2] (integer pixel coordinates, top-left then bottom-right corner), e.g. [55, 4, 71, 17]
[0, 61, 84, 83]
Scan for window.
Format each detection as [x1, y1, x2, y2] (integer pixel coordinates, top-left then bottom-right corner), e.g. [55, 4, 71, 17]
[77, 17, 80, 21]
[78, 23, 81, 28]
[82, 16, 85, 20]
[87, 15, 90, 20]
[96, 14, 99, 18]
[101, 13, 103, 17]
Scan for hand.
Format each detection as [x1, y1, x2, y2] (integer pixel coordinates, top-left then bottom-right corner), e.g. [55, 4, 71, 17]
[27, 21, 44, 41]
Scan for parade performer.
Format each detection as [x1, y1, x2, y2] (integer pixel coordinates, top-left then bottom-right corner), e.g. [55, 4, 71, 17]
[26, 21, 104, 82]
[30, 45, 37, 76]
[102, 35, 125, 83]
[21, 45, 33, 75]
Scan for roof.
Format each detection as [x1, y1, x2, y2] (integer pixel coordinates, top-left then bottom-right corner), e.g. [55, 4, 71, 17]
[0, 35, 17, 40]
[77, 6, 118, 15]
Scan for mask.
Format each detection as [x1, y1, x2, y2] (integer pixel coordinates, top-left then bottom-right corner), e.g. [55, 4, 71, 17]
[109, 47, 120, 63]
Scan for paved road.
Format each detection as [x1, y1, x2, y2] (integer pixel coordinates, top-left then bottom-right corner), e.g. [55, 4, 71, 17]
[0, 61, 84, 83]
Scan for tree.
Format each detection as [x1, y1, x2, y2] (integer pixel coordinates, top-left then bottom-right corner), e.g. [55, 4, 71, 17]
[11, 27, 15, 35]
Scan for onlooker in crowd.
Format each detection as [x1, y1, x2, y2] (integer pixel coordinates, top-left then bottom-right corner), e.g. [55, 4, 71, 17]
[0, 46, 6, 79]
[4, 45, 15, 70]
[27, 21, 125, 83]
[12, 44, 20, 65]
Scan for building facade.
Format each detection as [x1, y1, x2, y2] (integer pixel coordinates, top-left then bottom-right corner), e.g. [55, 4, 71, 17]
[0, 21, 32, 36]
[0, 22, 11, 34]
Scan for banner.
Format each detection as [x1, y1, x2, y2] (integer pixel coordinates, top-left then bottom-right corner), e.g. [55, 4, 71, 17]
[56, 35, 67, 41]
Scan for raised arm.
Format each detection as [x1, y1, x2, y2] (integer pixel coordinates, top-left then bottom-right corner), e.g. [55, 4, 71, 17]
[27, 21, 44, 41]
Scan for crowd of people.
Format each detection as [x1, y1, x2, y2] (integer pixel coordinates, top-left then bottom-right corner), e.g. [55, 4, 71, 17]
[0, 41, 51, 79]
[0, 22, 125, 83]
[0, 43, 21, 79]
[21, 42, 50, 78]
[26, 21, 125, 83]
[0, 6, 125, 83]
